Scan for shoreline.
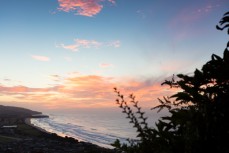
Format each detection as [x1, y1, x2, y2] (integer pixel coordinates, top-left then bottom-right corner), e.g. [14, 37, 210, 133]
[0, 105, 115, 152]
[0, 117, 115, 153]
[24, 118, 51, 135]
[24, 117, 114, 149]
[27, 117, 115, 149]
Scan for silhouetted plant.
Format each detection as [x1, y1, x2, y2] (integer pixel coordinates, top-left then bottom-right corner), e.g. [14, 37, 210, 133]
[112, 88, 155, 153]
[113, 11, 229, 153]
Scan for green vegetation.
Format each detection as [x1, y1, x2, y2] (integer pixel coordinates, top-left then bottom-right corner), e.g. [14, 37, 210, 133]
[0, 135, 20, 143]
[16, 123, 46, 137]
[113, 11, 229, 153]
[0, 122, 46, 143]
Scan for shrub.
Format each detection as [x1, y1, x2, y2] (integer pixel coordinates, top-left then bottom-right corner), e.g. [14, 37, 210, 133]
[113, 11, 229, 153]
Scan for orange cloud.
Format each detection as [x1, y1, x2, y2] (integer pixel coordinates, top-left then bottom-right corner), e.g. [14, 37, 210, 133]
[31, 55, 50, 61]
[0, 85, 46, 93]
[57, 0, 115, 17]
[99, 63, 113, 68]
[0, 74, 178, 110]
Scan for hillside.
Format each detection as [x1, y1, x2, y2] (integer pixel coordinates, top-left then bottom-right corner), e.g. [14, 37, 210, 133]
[0, 105, 41, 118]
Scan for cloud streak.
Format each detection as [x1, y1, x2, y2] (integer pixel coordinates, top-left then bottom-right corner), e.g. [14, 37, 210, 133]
[99, 63, 113, 68]
[31, 55, 50, 61]
[168, 1, 223, 42]
[60, 39, 101, 51]
[60, 39, 120, 52]
[0, 74, 178, 110]
[108, 40, 120, 48]
[57, 0, 116, 17]
[108, 0, 115, 5]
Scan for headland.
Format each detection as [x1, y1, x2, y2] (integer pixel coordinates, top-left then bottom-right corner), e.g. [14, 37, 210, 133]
[0, 105, 115, 153]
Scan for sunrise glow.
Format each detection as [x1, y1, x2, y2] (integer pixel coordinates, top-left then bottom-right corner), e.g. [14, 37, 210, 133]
[0, 0, 228, 112]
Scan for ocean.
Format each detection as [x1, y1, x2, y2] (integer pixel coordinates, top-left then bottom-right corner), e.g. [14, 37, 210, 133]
[30, 109, 164, 148]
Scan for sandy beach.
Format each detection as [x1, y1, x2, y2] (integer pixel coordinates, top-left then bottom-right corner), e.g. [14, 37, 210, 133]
[0, 117, 115, 153]
[24, 118, 51, 134]
[0, 105, 115, 153]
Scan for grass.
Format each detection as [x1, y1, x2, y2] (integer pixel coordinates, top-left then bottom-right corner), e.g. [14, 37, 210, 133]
[16, 123, 46, 137]
[0, 122, 46, 144]
[0, 135, 20, 143]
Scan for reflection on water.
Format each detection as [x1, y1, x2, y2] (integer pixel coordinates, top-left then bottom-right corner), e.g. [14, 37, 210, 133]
[31, 109, 163, 148]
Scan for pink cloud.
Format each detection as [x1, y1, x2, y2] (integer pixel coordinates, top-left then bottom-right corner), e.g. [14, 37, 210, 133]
[31, 55, 50, 62]
[195, 3, 220, 14]
[108, 0, 115, 4]
[99, 63, 113, 68]
[168, 1, 223, 42]
[0, 85, 51, 93]
[60, 44, 79, 51]
[76, 39, 101, 48]
[60, 39, 102, 51]
[57, 0, 115, 17]
[60, 39, 120, 51]
[0, 74, 178, 110]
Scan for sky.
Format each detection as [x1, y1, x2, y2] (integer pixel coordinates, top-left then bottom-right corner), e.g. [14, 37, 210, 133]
[0, 0, 228, 112]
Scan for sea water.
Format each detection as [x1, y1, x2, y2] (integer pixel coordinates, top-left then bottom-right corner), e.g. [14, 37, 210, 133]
[30, 109, 163, 148]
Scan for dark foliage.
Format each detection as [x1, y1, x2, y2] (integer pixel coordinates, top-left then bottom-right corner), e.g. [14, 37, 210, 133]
[112, 11, 229, 153]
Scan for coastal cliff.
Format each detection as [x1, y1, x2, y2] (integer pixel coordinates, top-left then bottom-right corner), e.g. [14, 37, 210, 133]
[0, 105, 41, 118]
[0, 105, 115, 153]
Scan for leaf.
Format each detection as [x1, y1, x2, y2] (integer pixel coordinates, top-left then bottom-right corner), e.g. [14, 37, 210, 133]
[223, 49, 229, 62]
[161, 116, 171, 121]
[171, 92, 192, 102]
[194, 69, 203, 78]
[218, 24, 229, 31]
[177, 74, 184, 78]
[216, 11, 229, 31]
[223, 11, 229, 16]
[219, 16, 229, 25]
[111, 139, 121, 148]
[212, 54, 222, 61]
[216, 25, 223, 30]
